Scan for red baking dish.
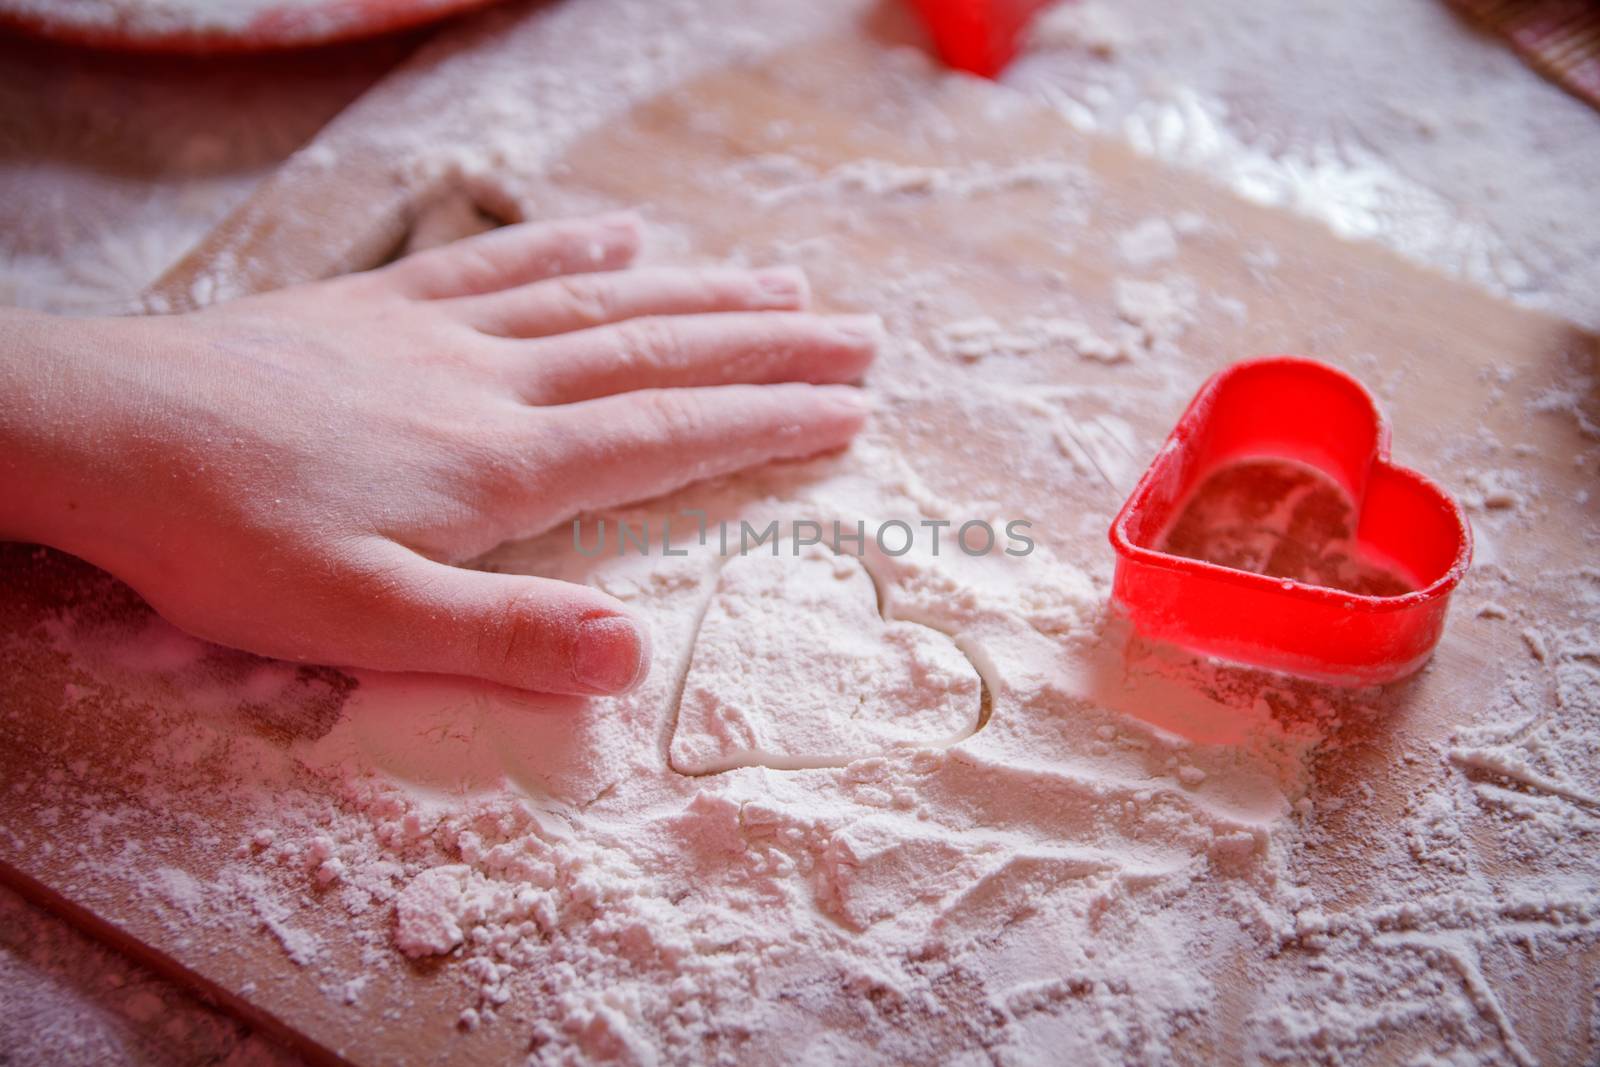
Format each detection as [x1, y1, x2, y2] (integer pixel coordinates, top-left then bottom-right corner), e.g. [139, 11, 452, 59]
[1108, 356, 1472, 685]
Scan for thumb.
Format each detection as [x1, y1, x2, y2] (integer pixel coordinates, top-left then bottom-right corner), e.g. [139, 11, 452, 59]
[354, 547, 651, 695]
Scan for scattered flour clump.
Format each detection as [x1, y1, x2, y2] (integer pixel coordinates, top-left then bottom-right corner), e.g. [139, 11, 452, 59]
[1026, 0, 1129, 58]
[397, 865, 494, 959]
[935, 315, 1131, 363]
[740, 156, 1088, 207]
[1462, 467, 1533, 511]
[1117, 216, 1179, 267]
[1115, 275, 1196, 348]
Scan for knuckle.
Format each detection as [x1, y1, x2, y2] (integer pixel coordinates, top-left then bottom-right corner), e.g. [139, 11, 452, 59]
[429, 244, 496, 290]
[516, 366, 553, 406]
[475, 587, 543, 678]
[636, 389, 703, 443]
[460, 247, 503, 290]
[551, 222, 607, 269]
[328, 269, 390, 302]
[617, 316, 682, 369]
[684, 269, 732, 301]
[551, 276, 615, 327]
[341, 549, 427, 618]
[457, 425, 537, 503]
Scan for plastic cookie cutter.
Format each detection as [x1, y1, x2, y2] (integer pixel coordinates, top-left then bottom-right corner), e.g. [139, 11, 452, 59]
[904, 0, 1057, 77]
[1108, 356, 1472, 685]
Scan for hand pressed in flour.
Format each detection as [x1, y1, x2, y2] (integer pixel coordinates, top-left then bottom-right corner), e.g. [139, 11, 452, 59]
[0, 212, 877, 695]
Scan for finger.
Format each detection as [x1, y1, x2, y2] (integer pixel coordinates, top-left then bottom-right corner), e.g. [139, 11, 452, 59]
[381, 212, 643, 300]
[508, 312, 880, 405]
[345, 546, 651, 695]
[545, 383, 870, 512]
[449, 266, 810, 338]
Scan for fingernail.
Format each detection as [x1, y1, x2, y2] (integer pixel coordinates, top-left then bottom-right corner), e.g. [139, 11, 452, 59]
[754, 267, 808, 307]
[829, 314, 883, 347]
[573, 615, 648, 694]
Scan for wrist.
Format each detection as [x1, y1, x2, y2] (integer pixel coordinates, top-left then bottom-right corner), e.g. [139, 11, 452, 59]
[0, 309, 148, 561]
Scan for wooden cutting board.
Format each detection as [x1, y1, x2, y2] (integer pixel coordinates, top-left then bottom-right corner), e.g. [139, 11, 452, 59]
[3, 5, 1596, 1064]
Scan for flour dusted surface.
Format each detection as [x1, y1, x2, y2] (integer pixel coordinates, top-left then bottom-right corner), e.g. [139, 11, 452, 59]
[1, 0, 1598, 1064]
[669, 548, 982, 774]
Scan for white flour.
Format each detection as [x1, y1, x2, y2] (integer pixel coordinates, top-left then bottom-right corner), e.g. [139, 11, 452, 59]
[15, 332, 1596, 1064]
[1009, 0, 1600, 330]
[669, 546, 983, 774]
[2, 0, 1598, 1064]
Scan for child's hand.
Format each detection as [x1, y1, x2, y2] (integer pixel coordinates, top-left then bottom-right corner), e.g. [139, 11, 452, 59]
[0, 213, 876, 695]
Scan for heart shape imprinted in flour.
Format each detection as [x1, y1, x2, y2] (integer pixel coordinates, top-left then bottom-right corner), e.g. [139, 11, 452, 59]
[1109, 356, 1472, 685]
[669, 547, 983, 775]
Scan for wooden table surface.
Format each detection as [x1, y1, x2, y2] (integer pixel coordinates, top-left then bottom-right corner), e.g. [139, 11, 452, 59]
[3, 3, 1597, 1063]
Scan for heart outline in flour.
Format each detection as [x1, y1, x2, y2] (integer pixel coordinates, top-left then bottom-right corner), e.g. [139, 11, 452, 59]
[1108, 355, 1472, 685]
[664, 526, 995, 776]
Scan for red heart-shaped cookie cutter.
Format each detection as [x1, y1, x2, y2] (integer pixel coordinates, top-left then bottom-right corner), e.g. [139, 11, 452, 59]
[1108, 356, 1472, 685]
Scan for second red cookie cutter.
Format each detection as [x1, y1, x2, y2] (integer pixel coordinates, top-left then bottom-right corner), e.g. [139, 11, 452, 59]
[905, 0, 1056, 77]
[1108, 356, 1472, 685]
